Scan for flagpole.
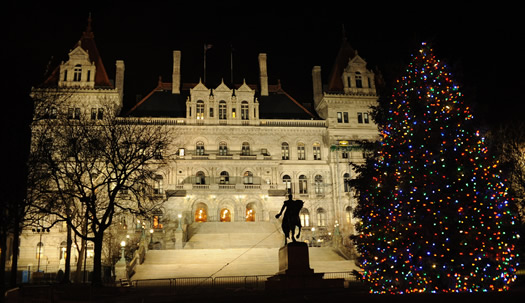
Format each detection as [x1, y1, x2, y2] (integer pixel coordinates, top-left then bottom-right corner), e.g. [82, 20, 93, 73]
[203, 44, 207, 84]
[230, 44, 233, 85]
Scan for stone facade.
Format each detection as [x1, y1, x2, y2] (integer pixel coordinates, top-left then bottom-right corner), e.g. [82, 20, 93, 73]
[17, 22, 379, 276]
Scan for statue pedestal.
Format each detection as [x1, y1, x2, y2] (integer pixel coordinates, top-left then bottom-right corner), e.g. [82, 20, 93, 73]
[266, 242, 344, 291]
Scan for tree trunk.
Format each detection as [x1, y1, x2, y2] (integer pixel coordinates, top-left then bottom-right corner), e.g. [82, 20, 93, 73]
[0, 231, 7, 294]
[74, 237, 85, 283]
[91, 233, 104, 286]
[9, 220, 21, 288]
[61, 224, 72, 283]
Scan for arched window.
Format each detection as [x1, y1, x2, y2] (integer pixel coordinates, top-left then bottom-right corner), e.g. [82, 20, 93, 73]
[220, 208, 231, 222]
[281, 142, 289, 160]
[355, 72, 362, 88]
[317, 208, 326, 226]
[300, 208, 310, 227]
[219, 101, 227, 120]
[195, 203, 208, 222]
[313, 143, 321, 160]
[241, 142, 250, 156]
[343, 173, 351, 192]
[196, 100, 205, 120]
[196, 171, 206, 184]
[314, 175, 323, 194]
[219, 142, 228, 156]
[243, 171, 253, 184]
[241, 101, 249, 120]
[73, 64, 82, 81]
[282, 175, 291, 192]
[196, 141, 205, 155]
[297, 142, 305, 160]
[246, 203, 256, 221]
[299, 175, 308, 194]
[219, 171, 229, 184]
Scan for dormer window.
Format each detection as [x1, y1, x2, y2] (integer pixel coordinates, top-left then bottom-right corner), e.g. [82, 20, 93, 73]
[241, 101, 249, 120]
[355, 72, 362, 88]
[74, 65, 82, 82]
[219, 101, 227, 120]
[196, 100, 205, 120]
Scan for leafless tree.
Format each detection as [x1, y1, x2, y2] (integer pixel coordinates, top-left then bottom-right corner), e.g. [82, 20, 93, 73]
[28, 94, 172, 285]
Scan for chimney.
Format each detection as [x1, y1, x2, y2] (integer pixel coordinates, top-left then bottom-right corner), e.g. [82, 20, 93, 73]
[258, 53, 268, 96]
[115, 60, 125, 103]
[312, 66, 322, 107]
[172, 50, 181, 94]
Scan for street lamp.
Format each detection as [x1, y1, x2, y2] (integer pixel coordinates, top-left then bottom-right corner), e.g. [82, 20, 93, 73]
[149, 229, 154, 244]
[32, 227, 50, 272]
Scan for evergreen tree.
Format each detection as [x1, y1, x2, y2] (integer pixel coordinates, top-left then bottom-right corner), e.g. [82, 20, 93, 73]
[352, 43, 520, 294]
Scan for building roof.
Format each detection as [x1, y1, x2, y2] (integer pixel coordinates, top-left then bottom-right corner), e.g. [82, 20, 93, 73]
[40, 16, 113, 89]
[125, 79, 318, 120]
[326, 36, 356, 93]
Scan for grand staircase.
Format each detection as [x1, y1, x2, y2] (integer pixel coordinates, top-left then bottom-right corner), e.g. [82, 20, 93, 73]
[131, 222, 358, 280]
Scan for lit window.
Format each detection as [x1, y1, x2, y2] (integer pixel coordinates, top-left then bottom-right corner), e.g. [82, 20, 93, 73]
[243, 171, 253, 184]
[337, 112, 342, 123]
[196, 142, 205, 155]
[297, 142, 305, 160]
[299, 175, 308, 194]
[154, 175, 163, 195]
[300, 208, 310, 227]
[219, 142, 228, 156]
[317, 208, 326, 226]
[220, 171, 229, 184]
[313, 143, 321, 160]
[314, 175, 323, 194]
[195, 203, 207, 222]
[246, 204, 256, 222]
[281, 143, 289, 160]
[220, 208, 231, 222]
[36, 242, 44, 260]
[196, 101, 204, 120]
[282, 175, 291, 192]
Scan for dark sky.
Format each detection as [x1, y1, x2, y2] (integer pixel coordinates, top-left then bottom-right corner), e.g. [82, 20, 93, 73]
[3, 1, 524, 183]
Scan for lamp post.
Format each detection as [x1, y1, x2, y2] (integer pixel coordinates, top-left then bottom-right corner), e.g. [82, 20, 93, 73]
[32, 227, 50, 272]
[149, 229, 154, 244]
[177, 214, 182, 231]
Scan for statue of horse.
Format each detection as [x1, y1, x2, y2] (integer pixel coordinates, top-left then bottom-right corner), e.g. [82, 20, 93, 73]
[275, 194, 304, 244]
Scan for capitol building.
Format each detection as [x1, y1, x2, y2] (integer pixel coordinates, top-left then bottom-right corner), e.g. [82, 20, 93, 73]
[17, 19, 380, 279]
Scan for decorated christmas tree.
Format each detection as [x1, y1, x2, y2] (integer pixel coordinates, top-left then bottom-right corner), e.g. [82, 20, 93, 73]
[352, 42, 520, 294]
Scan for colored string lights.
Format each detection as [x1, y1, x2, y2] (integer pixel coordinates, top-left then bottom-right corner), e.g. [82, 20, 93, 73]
[353, 43, 519, 294]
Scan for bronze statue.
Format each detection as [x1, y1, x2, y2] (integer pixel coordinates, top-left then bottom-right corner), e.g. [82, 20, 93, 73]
[275, 194, 303, 244]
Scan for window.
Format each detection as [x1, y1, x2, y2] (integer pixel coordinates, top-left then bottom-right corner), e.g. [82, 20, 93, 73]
[344, 173, 351, 192]
[357, 112, 370, 124]
[281, 143, 289, 160]
[209, 107, 214, 117]
[196, 142, 205, 155]
[91, 108, 103, 120]
[342, 150, 349, 159]
[337, 112, 342, 123]
[219, 101, 227, 120]
[364, 112, 369, 123]
[300, 208, 310, 227]
[219, 171, 229, 184]
[343, 112, 349, 123]
[196, 171, 206, 184]
[60, 241, 67, 260]
[219, 142, 228, 156]
[73, 64, 82, 81]
[87, 70, 91, 82]
[68, 107, 81, 119]
[317, 208, 327, 226]
[195, 203, 207, 222]
[297, 143, 305, 160]
[355, 72, 362, 88]
[241, 142, 250, 156]
[283, 175, 291, 192]
[357, 112, 363, 124]
[196, 101, 204, 120]
[243, 171, 253, 184]
[314, 175, 323, 194]
[241, 101, 249, 120]
[313, 143, 321, 160]
[299, 175, 308, 194]
[153, 175, 163, 195]
[220, 208, 231, 222]
[246, 203, 256, 222]
[232, 108, 236, 118]
[63, 70, 68, 81]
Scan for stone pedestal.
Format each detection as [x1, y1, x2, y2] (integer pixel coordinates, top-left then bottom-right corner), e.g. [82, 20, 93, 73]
[114, 260, 128, 282]
[266, 242, 344, 291]
[175, 229, 184, 249]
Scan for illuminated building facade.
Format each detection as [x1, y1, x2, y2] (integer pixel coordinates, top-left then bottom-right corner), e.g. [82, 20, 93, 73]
[18, 21, 379, 275]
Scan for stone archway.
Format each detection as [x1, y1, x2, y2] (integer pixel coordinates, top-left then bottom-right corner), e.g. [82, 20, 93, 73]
[194, 202, 208, 222]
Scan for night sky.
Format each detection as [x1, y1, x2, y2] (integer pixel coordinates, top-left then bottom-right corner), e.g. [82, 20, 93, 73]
[3, 2, 523, 195]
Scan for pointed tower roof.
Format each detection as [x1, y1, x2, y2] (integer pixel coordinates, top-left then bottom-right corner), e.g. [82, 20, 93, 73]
[326, 30, 356, 92]
[41, 14, 113, 88]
